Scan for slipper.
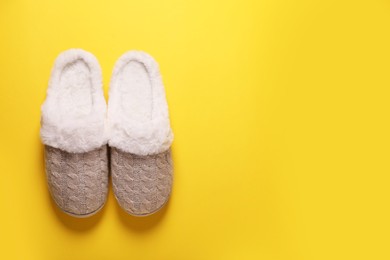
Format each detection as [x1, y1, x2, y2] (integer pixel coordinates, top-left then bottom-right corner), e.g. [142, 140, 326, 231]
[108, 51, 174, 216]
[40, 49, 108, 217]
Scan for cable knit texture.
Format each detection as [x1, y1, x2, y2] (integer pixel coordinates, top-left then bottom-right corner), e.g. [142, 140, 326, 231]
[108, 51, 173, 156]
[111, 147, 173, 216]
[44, 145, 109, 217]
[41, 49, 107, 153]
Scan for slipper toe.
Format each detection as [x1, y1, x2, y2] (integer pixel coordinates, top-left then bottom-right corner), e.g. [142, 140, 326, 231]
[44, 145, 108, 217]
[111, 147, 173, 216]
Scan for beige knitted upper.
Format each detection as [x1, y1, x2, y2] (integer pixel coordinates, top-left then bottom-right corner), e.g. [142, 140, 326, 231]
[111, 147, 173, 216]
[44, 145, 109, 217]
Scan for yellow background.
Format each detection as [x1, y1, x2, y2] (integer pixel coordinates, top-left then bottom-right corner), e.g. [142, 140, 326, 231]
[1, 0, 390, 259]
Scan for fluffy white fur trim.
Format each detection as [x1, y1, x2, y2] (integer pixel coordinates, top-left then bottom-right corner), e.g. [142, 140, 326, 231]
[40, 49, 107, 153]
[108, 51, 173, 155]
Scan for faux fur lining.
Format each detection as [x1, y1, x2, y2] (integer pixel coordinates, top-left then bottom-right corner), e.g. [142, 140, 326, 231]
[108, 51, 173, 155]
[40, 49, 107, 153]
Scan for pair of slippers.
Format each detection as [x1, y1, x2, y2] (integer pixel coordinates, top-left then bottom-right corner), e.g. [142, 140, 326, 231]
[40, 49, 174, 217]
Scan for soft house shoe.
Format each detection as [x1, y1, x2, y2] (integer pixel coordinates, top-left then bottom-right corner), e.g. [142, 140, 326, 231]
[108, 51, 174, 216]
[40, 49, 108, 217]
